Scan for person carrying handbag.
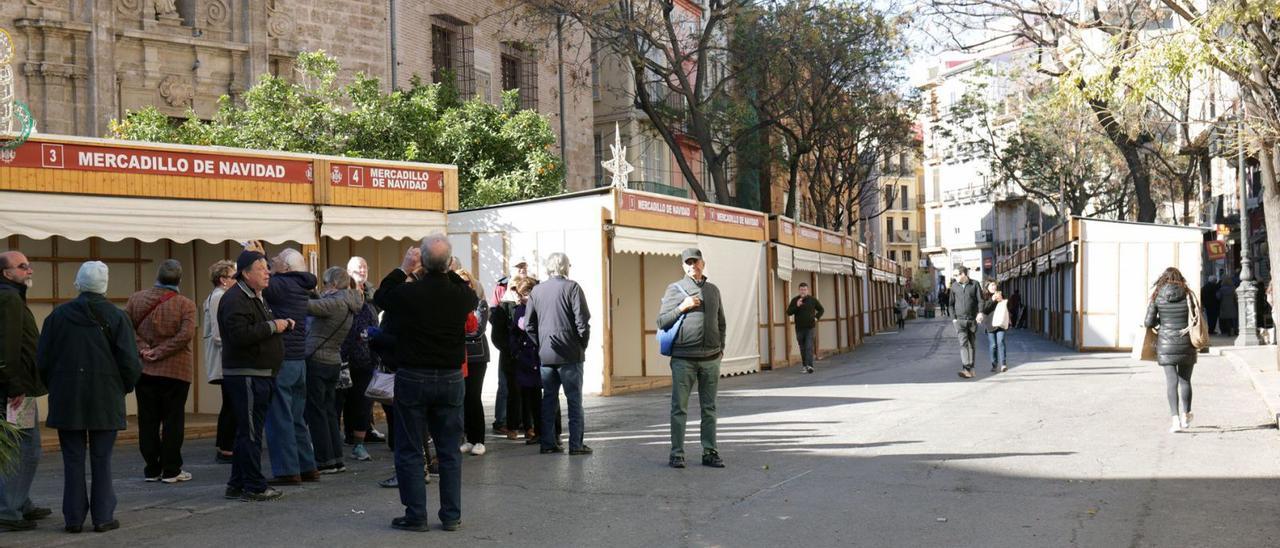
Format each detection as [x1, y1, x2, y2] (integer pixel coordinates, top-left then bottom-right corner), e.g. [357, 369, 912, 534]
[982, 282, 1011, 373]
[303, 267, 363, 476]
[1144, 267, 1199, 433]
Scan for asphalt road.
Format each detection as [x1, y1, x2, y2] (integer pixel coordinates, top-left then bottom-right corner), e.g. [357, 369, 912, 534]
[7, 317, 1280, 547]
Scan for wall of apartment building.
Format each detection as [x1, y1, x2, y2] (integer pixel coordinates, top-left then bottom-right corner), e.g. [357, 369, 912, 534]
[3, 0, 594, 191]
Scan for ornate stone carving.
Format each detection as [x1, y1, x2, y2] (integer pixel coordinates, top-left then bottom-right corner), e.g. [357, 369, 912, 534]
[206, 0, 229, 25]
[116, 0, 142, 16]
[27, 0, 63, 6]
[152, 0, 178, 16]
[158, 75, 193, 107]
[267, 1, 292, 38]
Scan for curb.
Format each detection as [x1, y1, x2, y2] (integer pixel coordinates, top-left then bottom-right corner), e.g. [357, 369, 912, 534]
[1211, 346, 1280, 430]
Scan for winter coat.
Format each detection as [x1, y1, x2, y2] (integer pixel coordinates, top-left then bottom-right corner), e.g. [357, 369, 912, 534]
[526, 276, 590, 366]
[656, 276, 727, 360]
[1144, 283, 1198, 367]
[1200, 282, 1220, 313]
[372, 269, 477, 371]
[0, 278, 46, 398]
[510, 303, 542, 388]
[202, 286, 228, 383]
[950, 280, 981, 320]
[125, 286, 198, 383]
[262, 270, 317, 360]
[38, 292, 142, 431]
[218, 281, 284, 377]
[465, 299, 490, 364]
[305, 288, 363, 367]
[491, 301, 517, 376]
[340, 303, 380, 372]
[786, 295, 824, 330]
[1217, 284, 1239, 320]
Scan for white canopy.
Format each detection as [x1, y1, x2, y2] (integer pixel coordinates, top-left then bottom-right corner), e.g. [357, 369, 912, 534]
[819, 252, 852, 275]
[793, 249, 821, 273]
[319, 205, 447, 241]
[775, 244, 793, 282]
[0, 191, 316, 244]
[612, 225, 698, 257]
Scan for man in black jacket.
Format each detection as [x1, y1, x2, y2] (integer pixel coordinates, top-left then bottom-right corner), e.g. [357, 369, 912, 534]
[526, 252, 592, 456]
[218, 251, 292, 502]
[375, 234, 477, 533]
[785, 282, 824, 374]
[949, 266, 982, 379]
[0, 251, 51, 530]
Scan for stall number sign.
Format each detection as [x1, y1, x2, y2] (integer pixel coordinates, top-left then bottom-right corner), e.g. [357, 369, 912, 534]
[797, 226, 821, 242]
[621, 194, 696, 219]
[329, 163, 444, 192]
[822, 233, 842, 246]
[2, 139, 312, 183]
[703, 206, 763, 228]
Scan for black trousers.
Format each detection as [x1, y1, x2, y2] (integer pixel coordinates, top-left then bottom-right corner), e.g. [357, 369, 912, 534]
[58, 430, 117, 528]
[305, 363, 344, 469]
[337, 367, 374, 437]
[224, 375, 273, 494]
[136, 374, 190, 478]
[216, 382, 236, 453]
[463, 362, 488, 444]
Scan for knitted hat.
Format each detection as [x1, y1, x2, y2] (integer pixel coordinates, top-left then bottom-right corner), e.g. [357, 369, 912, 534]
[74, 261, 109, 295]
[235, 250, 266, 280]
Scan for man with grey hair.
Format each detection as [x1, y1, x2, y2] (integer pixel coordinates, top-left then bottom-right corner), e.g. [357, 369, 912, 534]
[125, 259, 198, 483]
[949, 266, 982, 379]
[0, 250, 50, 530]
[262, 248, 319, 484]
[526, 252, 591, 455]
[375, 233, 477, 532]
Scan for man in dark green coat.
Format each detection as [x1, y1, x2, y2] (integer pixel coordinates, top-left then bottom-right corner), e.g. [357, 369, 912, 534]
[37, 261, 142, 533]
[0, 250, 51, 531]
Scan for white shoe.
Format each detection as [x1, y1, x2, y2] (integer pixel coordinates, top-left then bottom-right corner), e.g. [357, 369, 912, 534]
[459, 443, 474, 454]
[1170, 416, 1181, 433]
[1180, 412, 1192, 429]
[161, 471, 192, 484]
[471, 443, 486, 456]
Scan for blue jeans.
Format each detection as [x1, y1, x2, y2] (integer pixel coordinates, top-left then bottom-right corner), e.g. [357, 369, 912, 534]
[225, 375, 274, 493]
[988, 329, 1006, 367]
[393, 368, 464, 526]
[0, 401, 40, 522]
[796, 327, 816, 368]
[494, 367, 508, 427]
[669, 357, 720, 459]
[540, 363, 585, 450]
[57, 429, 117, 528]
[266, 359, 316, 476]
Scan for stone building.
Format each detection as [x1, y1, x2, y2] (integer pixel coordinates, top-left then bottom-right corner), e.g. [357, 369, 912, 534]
[3, 0, 595, 190]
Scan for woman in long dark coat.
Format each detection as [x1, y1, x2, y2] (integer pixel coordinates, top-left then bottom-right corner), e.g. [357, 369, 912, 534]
[37, 261, 142, 533]
[1144, 267, 1198, 433]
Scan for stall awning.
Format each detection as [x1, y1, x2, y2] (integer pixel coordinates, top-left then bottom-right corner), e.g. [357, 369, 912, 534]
[793, 249, 821, 273]
[611, 226, 698, 256]
[319, 205, 447, 241]
[775, 244, 793, 282]
[0, 191, 316, 244]
[819, 252, 853, 275]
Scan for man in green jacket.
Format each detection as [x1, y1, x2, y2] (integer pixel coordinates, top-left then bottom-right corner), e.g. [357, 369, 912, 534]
[786, 282, 824, 374]
[0, 250, 50, 531]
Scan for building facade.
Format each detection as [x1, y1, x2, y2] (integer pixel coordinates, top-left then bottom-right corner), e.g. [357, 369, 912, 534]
[878, 150, 923, 283]
[3, 0, 595, 190]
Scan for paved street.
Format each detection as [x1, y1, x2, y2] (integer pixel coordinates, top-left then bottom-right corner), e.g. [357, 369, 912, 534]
[8, 317, 1280, 547]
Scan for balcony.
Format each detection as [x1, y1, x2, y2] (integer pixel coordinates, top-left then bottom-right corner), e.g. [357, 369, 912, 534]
[629, 180, 689, 199]
[886, 196, 916, 211]
[942, 185, 988, 205]
[888, 229, 918, 244]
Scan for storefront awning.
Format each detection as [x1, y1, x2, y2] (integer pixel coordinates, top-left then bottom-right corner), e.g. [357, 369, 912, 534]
[775, 244, 793, 282]
[0, 191, 316, 244]
[819, 252, 853, 275]
[319, 205, 447, 241]
[611, 226, 698, 257]
[793, 249, 821, 273]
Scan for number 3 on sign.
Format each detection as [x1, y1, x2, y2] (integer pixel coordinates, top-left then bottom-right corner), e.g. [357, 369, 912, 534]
[41, 144, 65, 168]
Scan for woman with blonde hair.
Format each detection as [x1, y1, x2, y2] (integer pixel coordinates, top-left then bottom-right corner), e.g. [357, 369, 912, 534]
[1144, 267, 1198, 432]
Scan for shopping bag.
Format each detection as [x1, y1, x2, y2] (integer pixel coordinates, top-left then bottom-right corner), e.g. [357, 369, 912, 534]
[1131, 326, 1157, 362]
[364, 366, 395, 404]
[1185, 292, 1210, 350]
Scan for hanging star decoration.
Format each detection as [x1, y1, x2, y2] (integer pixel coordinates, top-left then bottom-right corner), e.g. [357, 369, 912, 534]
[601, 122, 634, 189]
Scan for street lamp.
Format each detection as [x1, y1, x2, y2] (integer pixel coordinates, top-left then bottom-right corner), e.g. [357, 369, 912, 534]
[1236, 113, 1259, 346]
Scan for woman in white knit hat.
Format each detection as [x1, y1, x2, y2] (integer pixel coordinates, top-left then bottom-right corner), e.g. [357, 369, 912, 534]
[37, 261, 142, 534]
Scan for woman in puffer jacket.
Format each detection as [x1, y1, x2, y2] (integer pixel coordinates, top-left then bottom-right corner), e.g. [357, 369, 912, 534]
[1144, 267, 1198, 433]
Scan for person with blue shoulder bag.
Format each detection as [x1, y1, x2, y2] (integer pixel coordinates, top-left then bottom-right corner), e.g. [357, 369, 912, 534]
[655, 248, 726, 470]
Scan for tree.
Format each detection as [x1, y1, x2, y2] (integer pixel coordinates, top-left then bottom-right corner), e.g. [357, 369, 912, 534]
[110, 51, 563, 209]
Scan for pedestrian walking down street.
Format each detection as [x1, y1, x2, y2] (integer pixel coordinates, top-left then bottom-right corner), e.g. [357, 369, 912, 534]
[261, 248, 320, 486]
[938, 286, 950, 317]
[0, 251, 51, 532]
[37, 261, 142, 533]
[894, 294, 909, 331]
[126, 260, 198, 485]
[490, 258, 528, 436]
[1145, 267, 1199, 433]
[785, 282, 823, 374]
[203, 260, 238, 465]
[658, 248, 727, 469]
[339, 257, 384, 451]
[305, 267, 363, 475]
[1200, 277, 1220, 335]
[1008, 289, 1023, 329]
[950, 267, 981, 379]
[982, 282, 1011, 373]
[1217, 279, 1239, 337]
[219, 249, 292, 502]
[527, 253, 592, 456]
[457, 270, 491, 456]
[374, 235, 478, 533]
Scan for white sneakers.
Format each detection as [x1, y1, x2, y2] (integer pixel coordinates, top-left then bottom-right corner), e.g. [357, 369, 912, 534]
[161, 471, 192, 484]
[1180, 412, 1193, 430]
[471, 443, 486, 456]
[460, 442, 474, 454]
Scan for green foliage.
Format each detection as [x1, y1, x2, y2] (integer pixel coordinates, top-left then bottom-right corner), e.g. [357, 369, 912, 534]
[110, 51, 563, 208]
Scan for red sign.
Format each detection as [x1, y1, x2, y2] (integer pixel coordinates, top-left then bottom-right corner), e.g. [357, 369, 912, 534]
[1, 139, 311, 184]
[1205, 240, 1227, 261]
[702, 206, 763, 228]
[330, 163, 444, 192]
[620, 193, 696, 218]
